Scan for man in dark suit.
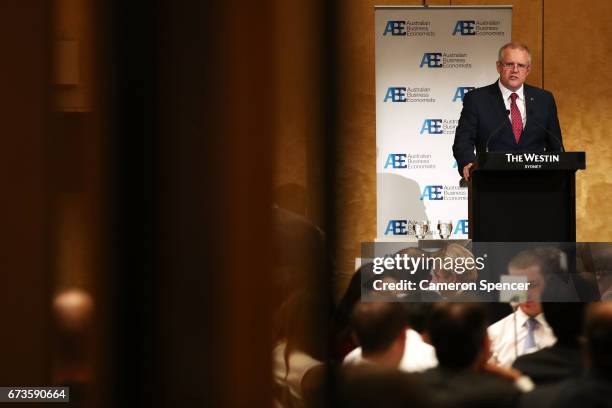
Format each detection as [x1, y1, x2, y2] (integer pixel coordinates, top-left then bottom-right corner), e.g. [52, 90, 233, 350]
[519, 302, 612, 408]
[512, 300, 585, 385]
[453, 42, 563, 180]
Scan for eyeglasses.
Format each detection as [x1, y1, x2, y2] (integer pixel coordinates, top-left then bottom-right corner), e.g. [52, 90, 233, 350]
[499, 61, 529, 71]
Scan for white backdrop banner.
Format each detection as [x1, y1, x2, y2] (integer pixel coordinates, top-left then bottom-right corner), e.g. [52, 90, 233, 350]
[375, 6, 511, 240]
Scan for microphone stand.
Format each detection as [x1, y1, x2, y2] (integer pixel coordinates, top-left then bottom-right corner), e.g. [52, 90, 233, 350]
[509, 298, 521, 361]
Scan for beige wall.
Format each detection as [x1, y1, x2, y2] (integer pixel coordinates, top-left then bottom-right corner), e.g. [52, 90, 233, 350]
[274, 1, 612, 299]
[544, 0, 612, 242]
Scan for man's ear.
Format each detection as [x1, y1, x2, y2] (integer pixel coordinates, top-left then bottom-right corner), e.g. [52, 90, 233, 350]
[480, 334, 492, 365]
[351, 330, 359, 347]
[399, 326, 407, 342]
[395, 327, 408, 352]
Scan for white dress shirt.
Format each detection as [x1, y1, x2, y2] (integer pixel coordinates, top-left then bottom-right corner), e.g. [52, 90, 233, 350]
[498, 80, 527, 128]
[487, 307, 556, 368]
[343, 329, 438, 372]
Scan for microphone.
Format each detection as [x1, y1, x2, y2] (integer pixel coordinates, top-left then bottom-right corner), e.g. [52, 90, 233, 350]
[485, 109, 510, 152]
[528, 107, 565, 152]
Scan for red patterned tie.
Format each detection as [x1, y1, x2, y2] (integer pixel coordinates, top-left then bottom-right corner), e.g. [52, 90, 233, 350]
[510, 92, 523, 143]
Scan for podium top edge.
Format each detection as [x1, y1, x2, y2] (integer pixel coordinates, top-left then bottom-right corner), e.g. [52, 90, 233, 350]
[478, 152, 586, 155]
[374, 5, 513, 10]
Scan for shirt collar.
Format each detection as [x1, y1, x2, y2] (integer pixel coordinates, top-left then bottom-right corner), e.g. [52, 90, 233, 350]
[498, 79, 525, 102]
[516, 307, 548, 328]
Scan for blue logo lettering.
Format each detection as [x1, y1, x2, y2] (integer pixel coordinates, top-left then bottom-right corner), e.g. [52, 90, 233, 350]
[454, 219, 469, 235]
[384, 87, 407, 102]
[420, 119, 443, 134]
[452, 20, 475, 36]
[453, 87, 475, 102]
[420, 53, 442, 68]
[420, 185, 444, 200]
[384, 154, 408, 169]
[383, 21, 406, 36]
[385, 220, 408, 235]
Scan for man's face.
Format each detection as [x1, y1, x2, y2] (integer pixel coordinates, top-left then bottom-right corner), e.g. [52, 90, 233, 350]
[496, 47, 531, 92]
[509, 264, 544, 316]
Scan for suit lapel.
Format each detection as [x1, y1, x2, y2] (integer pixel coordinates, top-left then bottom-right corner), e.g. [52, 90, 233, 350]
[489, 82, 511, 124]
[523, 85, 534, 140]
[489, 82, 513, 145]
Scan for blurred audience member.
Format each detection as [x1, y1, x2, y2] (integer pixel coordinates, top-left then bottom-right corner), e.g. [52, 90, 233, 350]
[273, 290, 330, 408]
[344, 301, 406, 368]
[332, 262, 373, 361]
[344, 303, 437, 372]
[513, 296, 586, 385]
[488, 249, 557, 367]
[335, 365, 433, 408]
[420, 303, 522, 408]
[52, 288, 94, 406]
[520, 302, 612, 408]
[272, 206, 328, 305]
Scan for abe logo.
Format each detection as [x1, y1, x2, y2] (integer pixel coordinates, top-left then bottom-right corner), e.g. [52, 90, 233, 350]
[383, 21, 406, 36]
[420, 185, 444, 200]
[420, 53, 442, 68]
[452, 21, 475, 36]
[384, 154, 408, 169]
[453, 87, 475, 102]
[384, 220, 409, 235]
[384, 87, 407, 102]
[420, 119, 443, 135]
[454, 219, 469, 235]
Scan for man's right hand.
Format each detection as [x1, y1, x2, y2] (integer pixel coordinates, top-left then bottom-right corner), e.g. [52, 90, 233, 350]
[462, 163, 474, 181]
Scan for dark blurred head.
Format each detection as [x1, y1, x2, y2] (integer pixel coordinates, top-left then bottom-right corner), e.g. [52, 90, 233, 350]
[336, 366, 431, 408]
[403, 303, 434, 334]
[541, 283, 586, 345]
[542, 302, 585, 346]
[428, 303, 488, 370]
[272, 207, 327, 299]
[584, 302, 612, 379]
[351, 301, 406, 354]
[276, 289, 331, 360]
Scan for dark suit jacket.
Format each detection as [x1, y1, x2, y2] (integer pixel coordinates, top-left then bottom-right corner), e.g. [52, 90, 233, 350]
[452, 81, 563, 175]
[512, 343, 582, 386]
[519, 375, 612, 408]
[418, 367, 520, 408]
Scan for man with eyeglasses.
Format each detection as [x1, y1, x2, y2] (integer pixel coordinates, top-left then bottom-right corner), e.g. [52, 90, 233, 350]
[453, 42, 563, 181]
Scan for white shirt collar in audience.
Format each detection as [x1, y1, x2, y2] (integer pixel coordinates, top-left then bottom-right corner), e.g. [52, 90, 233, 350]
[343, 329, 438, 373]
[487, 307, 556, 368]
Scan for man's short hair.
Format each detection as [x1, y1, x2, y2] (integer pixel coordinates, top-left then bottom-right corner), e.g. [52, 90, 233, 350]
[351, 301, 406, 354]
[584, 302, 612, 379]
[498, 42, 532, 65]
[508, 247, 564, 278]
[404, 303, 435, 334]
[428, 303, 488, 369]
